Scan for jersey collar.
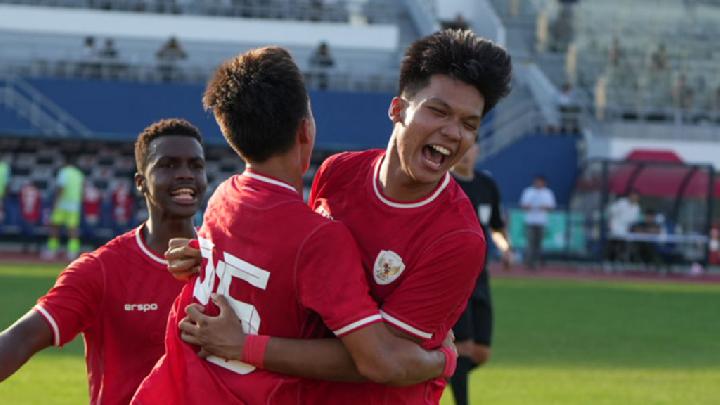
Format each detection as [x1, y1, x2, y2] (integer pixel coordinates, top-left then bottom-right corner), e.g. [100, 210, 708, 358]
[134, 224, 168, 266]
[372, 155, 450, 209]
[243, 170, 299, 194]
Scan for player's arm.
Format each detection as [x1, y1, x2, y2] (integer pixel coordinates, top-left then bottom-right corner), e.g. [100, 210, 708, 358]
[0, 310, 53, 381]
[0, 254, 104, 382]
[180, 295, 453, 385]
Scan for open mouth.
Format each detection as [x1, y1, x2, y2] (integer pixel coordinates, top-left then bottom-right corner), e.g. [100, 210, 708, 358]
[422, 144, 451, 170]
[170, 187, 197, 204]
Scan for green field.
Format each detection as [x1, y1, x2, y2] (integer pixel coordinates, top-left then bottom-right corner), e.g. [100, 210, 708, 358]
[1, 263, 719, 404]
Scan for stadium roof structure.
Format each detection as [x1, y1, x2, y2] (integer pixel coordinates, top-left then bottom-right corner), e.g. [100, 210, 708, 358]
[608, 149, 717, 199]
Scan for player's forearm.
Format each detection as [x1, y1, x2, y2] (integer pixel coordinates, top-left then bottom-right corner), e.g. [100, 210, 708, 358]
[490, 230, 510, 254]
[0, 311, 53, 381]
[262, 337, 365, 382]
[362, 338, 445, 386]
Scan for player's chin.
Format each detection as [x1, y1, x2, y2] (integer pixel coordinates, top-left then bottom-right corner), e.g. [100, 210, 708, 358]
[166, 201, 200, 218]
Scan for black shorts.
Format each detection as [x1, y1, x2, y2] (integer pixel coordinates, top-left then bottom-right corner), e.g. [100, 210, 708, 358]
[452, 269, 493, 346]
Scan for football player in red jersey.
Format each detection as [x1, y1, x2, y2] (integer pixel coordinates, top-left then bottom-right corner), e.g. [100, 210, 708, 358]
[0, 118, 207, 405]
[132, 46, 456, 405]
[168, 29, 512, 404]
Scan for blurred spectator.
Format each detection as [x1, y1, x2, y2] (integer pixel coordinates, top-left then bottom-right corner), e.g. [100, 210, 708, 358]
[156, 36, 187, 82]
[98, 38, 123, 79]
[20, 181, 41, 227]
[83, 182, 102, 226]
[112, 181, 134, 228]
[519, 175, 556, 270]
[650, 43, 668, 71]
[629, 210, 665, 268]
[672, 73, 694, 110]
[557, 82, 580, 133]
[594, 75, 607, 120]
[605, 191, 641, 262]
[43, 161, 84, 261]
[0, 157, 9, 223]
[608, 37, 623, 67]
[308, 41, 335, 90]
[98, 38, 118, 60]
[712, 85, 720, 121]
[77, 36, 100, 78]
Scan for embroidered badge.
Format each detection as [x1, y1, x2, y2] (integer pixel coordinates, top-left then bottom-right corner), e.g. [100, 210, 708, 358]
[374, 250, 405, 285]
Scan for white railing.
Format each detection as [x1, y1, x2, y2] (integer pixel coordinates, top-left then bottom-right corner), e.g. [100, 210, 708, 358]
[0, 74, 92, 137]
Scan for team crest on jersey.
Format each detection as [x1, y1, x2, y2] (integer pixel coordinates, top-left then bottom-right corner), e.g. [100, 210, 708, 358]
[374, 250, 405, 285]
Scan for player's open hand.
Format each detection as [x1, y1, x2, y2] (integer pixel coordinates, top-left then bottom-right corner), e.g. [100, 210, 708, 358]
[165, 238, 201, 281]
[179, 293, 247, 361]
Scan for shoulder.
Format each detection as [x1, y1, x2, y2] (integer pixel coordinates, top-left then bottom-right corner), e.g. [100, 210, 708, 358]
[321, 149, 381, 173]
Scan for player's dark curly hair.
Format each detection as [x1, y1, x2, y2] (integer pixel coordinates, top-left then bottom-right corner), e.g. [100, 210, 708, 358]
[134, 118, 203, 173]
[203, 46, 309, 163]
[399, 29, 512, 116]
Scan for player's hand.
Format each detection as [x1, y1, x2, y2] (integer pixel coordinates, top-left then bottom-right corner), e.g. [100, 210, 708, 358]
[179, 293, 246, 361]
[441, 330, 457, 356]
[165, 238, 201, 281]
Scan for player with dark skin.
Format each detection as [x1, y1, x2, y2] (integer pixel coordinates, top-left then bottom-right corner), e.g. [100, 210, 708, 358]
[163, 30, 512, 397]
[0, 120, 207, 394]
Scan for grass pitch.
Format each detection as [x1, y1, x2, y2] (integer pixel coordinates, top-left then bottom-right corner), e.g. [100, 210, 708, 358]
[1, 262, 719, 404]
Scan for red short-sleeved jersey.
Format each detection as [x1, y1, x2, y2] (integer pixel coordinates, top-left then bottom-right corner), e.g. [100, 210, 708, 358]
[132, 171, 381, 405]
[35, 226, 185, 405]
[308, 150, 486, 404]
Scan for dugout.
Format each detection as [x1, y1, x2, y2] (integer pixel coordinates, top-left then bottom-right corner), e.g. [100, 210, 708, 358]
[568, 150, 716, 265]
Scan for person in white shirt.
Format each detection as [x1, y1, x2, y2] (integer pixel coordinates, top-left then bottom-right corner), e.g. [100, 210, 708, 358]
[605, 191, 641, 262]
[519, 175, 556, 269]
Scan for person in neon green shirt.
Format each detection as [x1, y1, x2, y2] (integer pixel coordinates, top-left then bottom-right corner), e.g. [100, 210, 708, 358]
[45, 161, 85, 260]
[0, 158, 9, 223]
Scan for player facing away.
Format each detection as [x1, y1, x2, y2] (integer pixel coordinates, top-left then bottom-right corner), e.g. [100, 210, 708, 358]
[44, 157, 85, 260]
[169, 29, 512, 404]
[0, 119, 207, 405]
[132, 47, 456, 405]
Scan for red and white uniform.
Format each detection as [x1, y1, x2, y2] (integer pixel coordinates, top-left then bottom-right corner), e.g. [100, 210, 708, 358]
[83, 184, 102, 224]
[20, 183, 41, 224]
[308, 150, 486, 404]
[34, 226, 185, 405]
[133, 171, 381, 405]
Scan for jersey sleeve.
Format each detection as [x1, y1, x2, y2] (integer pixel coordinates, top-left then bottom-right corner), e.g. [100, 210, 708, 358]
[35, 253, 104, 346]
[295, 222, 382, 337]
[380, 230, 486, 347]
[308, 153, 342, 207]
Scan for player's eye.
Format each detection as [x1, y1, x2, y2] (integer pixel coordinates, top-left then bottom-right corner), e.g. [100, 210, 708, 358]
[428, 106, 447, 117]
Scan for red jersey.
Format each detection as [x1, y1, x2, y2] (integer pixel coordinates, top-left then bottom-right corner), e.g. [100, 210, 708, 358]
[35, 225, 185, 405]
[83, 184, 102, 224]
[308, 150, 486, 404]
[133, 171, 381, 405]
[20, 183, 41, 223]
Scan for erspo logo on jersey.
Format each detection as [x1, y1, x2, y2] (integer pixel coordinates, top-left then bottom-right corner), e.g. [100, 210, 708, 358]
[373, 250, 405, 285]
[124, 303, 159, 312]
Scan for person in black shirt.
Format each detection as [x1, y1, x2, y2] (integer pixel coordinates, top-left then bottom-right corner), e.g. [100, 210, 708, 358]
[449, 143, 512, 405]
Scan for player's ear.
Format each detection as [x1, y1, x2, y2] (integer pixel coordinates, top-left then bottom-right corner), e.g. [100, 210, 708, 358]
[297, 117, 313, 146]
[134, 172, 146, 195]
[388, 97, 406, 125]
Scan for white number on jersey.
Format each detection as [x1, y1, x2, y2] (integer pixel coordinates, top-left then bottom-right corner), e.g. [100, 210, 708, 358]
[193, 236, 271, 374]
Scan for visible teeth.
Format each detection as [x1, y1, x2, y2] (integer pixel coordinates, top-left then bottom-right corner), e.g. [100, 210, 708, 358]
[171, 188, 194, 196]
[430, 145, 451, 156]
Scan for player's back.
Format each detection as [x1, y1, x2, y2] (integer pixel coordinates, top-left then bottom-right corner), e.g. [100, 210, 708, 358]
[134, 171, 380, 405]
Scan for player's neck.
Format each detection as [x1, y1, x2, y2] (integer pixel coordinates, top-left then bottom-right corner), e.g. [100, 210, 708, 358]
[144, 216, 196, 255]
[379, 151, 442, 202]
[246, 157, 303, 195]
